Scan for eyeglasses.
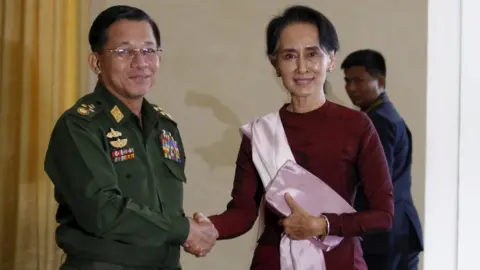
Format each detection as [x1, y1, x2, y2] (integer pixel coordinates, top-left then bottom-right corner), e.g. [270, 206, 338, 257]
[104, 47, 163, 60]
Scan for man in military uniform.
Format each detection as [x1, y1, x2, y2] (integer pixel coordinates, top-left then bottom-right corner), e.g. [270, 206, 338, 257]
[44, 5, 217, 270]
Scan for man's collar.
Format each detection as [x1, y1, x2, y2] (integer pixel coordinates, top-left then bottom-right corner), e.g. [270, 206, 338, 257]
[94, 82, 135, 125]
[93, 82, 168, 129]
[362, 92, 388, 113]
[141, 98, 160, 125]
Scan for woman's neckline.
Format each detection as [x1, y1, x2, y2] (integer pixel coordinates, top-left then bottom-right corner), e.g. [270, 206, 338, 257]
[281, 100, 331, 116]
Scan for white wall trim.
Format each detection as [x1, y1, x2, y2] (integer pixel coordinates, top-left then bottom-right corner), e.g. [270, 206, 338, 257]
[457, 0, 480, 268]
[425, 0, 480, 269]
[424, 0, 461, 269]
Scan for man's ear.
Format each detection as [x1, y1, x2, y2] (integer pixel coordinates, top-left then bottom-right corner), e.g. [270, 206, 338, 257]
[377, 75, 386, 88]
[88, 53, 101, 74]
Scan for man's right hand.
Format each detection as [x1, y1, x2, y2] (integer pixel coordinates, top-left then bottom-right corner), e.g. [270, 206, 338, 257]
[183, 213, 218, 257]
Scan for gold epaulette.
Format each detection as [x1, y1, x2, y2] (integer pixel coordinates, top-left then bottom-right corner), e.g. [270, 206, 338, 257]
[153, 105, 174, 121]
[72, 103, 101, 121]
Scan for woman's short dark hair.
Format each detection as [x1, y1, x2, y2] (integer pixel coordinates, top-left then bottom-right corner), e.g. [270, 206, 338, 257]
[266, 5, 339, 56]
[89, 5, 161, 53]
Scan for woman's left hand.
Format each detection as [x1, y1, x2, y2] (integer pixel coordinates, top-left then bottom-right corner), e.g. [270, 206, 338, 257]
[280, 193, 326, 240]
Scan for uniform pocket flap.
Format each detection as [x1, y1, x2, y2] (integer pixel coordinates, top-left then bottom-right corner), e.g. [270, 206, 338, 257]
[163, 160, 187, 182]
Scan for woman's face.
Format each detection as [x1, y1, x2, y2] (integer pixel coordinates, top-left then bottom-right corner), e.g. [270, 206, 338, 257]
[272, 23, 335, 98]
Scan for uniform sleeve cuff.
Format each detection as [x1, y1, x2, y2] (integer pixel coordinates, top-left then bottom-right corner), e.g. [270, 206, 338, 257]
[167, 216, 190, 245]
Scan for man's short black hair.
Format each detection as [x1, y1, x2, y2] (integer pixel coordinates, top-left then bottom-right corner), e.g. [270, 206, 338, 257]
[341, 49, 386, 78]
[266, 5, 340, 56]
[89, 5, 161, 53]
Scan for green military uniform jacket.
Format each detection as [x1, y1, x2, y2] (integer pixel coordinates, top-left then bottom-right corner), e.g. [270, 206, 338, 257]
[44, 83, 189, 269]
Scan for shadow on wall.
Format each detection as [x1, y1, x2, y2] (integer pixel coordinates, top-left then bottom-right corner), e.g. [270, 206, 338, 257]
[183, 80, 348, 172]
[185, 91, 242, 171]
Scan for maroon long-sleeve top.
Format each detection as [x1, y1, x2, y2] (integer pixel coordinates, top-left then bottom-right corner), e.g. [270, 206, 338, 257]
[209, 101, 394, 270]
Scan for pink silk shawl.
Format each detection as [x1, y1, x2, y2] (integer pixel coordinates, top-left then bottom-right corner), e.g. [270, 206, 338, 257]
[240, 112, 356, 270]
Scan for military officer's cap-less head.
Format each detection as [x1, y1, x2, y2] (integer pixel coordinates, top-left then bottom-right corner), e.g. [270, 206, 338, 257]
[87, 6, 162, 105]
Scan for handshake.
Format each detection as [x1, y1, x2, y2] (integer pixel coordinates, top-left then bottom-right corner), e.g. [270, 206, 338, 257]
[183, 212, 218, 257]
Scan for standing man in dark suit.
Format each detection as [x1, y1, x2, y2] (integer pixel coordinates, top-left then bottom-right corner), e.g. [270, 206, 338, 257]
[341, 49, 423, 270]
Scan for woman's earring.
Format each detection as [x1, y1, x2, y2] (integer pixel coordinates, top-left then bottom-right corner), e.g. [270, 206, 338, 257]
[276, 71, 281, 77]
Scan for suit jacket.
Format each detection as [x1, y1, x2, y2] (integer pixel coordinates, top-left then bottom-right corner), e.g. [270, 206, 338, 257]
[355, 93, 424, 254]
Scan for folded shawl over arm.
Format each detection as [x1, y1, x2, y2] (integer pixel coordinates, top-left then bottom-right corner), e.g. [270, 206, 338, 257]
[209, 102, 393, 270]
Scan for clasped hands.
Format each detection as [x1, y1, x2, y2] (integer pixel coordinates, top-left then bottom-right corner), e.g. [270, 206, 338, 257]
[183, 212, 218, 257]
[183, 193, 326, 258]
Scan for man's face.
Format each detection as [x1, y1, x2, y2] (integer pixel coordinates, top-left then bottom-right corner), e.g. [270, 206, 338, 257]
[94, 19, 160, 101]
[343, 66, 382, 108]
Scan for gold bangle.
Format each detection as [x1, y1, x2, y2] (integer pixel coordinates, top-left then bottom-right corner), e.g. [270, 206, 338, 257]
[319, 215, 330, 240]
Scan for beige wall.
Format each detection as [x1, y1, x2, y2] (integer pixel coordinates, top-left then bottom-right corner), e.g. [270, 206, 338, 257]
[100, 1, 428, 269]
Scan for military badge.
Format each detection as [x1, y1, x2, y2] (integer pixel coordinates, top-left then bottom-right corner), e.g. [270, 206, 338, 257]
[153, 105, 173, 121]
[105, 128, 135, 163]
[77, 107, 89, 115]
[111, 147, 135, 163]
[110, 138, 128, 148]
[161, 111, 173, 120]
[160, 130, 181, 162]
[77, 104, 95, 115]
[110, 105, 124, 123]
[106, 128, 122, 139]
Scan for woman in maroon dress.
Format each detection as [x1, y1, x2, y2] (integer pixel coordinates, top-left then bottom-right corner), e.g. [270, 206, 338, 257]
[188, 5, 394, 270]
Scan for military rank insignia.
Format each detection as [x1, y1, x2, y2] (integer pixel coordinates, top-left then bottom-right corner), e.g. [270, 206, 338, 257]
[77, 104, 95, 115]
[160, 130, 181, 162]
[106, 128, 135, 163]
[110, 105, 124, 123]
[153, 105, 173, 120]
